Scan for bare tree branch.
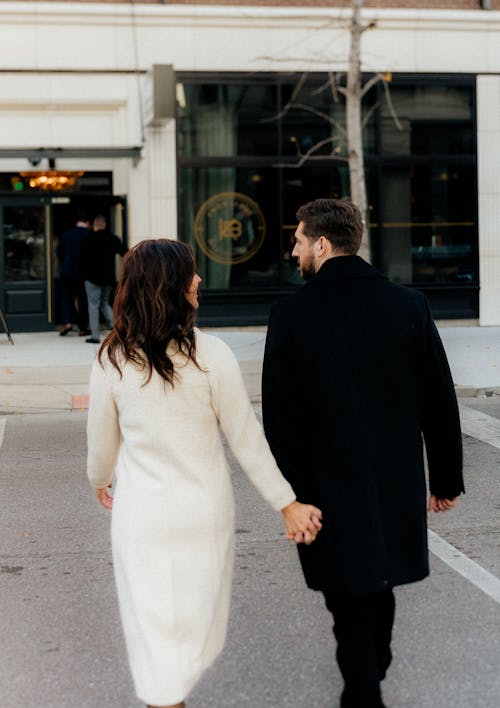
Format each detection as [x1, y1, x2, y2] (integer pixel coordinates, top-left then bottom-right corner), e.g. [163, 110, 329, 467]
[361, 72, 383, 98]
[382, 79, 403, 131]
[257, 55, 346, 65]
[311, 71, 344, 103]
[361, 20, 377, 33]
[273, 135, 348, 169]
[291, 103, 348, 136]
[257, 0, 401, 263]
[362, 100, 380, 129]
[260, 72, 309, 123]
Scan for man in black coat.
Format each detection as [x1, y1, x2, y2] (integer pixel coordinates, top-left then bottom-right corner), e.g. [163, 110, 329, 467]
[57, 213, 91, 336]
[79, 215, 127, 344]
[262, 199, 464, 708]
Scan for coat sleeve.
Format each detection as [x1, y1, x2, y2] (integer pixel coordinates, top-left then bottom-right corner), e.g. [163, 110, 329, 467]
[421, 302, 464, 499]
[262, 302, 310, 499]
[87, 358, 121, 489]
[208, 339, 296, 512]
[113, 235, 127, 257]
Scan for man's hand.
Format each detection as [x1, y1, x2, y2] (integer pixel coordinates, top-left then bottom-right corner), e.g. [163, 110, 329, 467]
[281, 501, 322, 545]
[427, 495, 457, 513]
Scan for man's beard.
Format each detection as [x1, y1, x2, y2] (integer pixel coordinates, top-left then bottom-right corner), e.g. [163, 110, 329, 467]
[299, 258, 316, 281]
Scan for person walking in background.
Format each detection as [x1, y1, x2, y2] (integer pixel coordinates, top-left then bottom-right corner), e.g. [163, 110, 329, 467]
[79, 214, 127, 344]
[86, 239, 322, 708]
[57, 212, 90, 336]
[262, 198, 464, 708]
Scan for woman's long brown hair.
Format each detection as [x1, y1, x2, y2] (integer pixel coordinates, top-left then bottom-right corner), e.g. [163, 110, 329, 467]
[98, 239, 198, 385]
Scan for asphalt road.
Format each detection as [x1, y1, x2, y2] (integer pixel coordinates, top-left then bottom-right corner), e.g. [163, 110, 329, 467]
[1, 404, 500, 708]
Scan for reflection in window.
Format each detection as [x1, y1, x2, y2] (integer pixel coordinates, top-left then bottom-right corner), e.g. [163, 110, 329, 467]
[3, 207, 45, 281]
[178, 84, 278, 157]
[380, 85, 474, 155]
[379, 166, 477, 286]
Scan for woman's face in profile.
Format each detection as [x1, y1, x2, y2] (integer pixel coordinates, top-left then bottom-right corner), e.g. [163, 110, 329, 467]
[186, 273, 202, 309]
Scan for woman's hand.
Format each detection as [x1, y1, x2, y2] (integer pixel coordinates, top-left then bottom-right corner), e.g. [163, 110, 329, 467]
[95, 484, 113, 510]
[281, 501, 322, 545]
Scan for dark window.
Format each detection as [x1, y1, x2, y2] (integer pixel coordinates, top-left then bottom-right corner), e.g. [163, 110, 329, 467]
[178, 73, 478, 319]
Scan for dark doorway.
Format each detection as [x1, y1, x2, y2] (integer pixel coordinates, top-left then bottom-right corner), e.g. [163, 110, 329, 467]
[0, 190, 127, 332]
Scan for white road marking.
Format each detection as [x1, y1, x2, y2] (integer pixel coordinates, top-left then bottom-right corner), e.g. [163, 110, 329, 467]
[427, 404, 500, 603]
[0, 418, 6, 449]
[428, 530, 500, 604]
[459, 403, 500, 450]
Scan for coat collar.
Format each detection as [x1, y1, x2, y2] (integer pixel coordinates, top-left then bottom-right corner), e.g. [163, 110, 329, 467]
[311, 255, 386, 283]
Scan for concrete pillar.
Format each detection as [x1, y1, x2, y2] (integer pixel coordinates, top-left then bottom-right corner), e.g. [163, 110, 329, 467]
[128, 119, 177, 245]
[477, 75, 500, 326]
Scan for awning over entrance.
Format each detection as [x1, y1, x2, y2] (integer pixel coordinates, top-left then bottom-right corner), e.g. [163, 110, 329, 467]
[0, 148, 142, 164]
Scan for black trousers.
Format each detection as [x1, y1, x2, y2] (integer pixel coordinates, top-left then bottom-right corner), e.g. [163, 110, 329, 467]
[323, 587, 395, 708]
[61, 276, 88, 330]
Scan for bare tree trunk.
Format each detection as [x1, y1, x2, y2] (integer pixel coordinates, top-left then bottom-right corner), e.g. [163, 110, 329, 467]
[346, 0, 370, 261]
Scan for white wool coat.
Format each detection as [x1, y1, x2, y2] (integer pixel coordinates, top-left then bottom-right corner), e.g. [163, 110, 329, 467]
[87, 330, 295, 705]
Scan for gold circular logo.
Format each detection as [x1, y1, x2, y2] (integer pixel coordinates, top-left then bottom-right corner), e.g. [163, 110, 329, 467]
[194, 192, 266, 265]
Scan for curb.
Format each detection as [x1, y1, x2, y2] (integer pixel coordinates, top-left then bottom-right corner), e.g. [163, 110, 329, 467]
[455, 386, 500, 399]
[72, 394, 90, 410]
[0, 381, 498, 416]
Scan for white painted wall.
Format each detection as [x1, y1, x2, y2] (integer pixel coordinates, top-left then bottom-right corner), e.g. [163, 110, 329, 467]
[1, 4, 500, 73]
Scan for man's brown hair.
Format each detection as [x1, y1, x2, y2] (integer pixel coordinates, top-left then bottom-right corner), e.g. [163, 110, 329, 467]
[296, 199, 363, 254]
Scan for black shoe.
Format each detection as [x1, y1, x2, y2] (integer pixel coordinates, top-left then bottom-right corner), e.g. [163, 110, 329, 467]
[78, 329, 91, 336]
[59, 324, 72, 336]
[85, 337, 100, 344]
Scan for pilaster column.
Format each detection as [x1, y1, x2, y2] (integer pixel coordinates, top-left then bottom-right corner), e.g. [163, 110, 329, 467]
[477, 75, 500, 325]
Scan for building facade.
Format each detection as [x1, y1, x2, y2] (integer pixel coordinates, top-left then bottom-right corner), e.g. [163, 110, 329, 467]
[0, 1, 499, 329]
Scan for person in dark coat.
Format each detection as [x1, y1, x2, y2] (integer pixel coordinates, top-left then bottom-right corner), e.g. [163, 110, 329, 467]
[262, 198, 464, 708]
[79, 215, 127, 344]
[57, 213, 91, 336]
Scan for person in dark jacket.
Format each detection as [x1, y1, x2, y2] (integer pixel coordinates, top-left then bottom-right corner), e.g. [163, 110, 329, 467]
[262, 198, 464, 708]
[57, 213, 91, 336]
[79, 215, 127, 344]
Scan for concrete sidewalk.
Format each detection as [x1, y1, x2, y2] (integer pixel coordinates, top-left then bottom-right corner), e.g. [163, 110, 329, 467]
[0, 325, 499, 413]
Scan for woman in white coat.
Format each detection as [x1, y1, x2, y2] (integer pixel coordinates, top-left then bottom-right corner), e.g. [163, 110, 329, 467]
[86, 239, 322, 708]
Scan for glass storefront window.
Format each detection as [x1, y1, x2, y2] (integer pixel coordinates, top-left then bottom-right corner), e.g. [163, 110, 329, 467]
[178, 73, 478, 319]
[178, 84, 278, 157]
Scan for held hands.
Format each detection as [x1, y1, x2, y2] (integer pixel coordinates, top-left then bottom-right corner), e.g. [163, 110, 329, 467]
[95, 484, 113, 510]
[281, 501, 323, 545]
[427, 494, 458, 513]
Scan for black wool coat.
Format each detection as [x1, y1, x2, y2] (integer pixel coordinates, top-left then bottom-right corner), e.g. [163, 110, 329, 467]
[79, 230, 127, 286]
[262, 255, 464, 594]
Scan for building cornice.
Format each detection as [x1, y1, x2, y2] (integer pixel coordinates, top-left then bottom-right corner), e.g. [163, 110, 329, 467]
[0, 3, 500, 30]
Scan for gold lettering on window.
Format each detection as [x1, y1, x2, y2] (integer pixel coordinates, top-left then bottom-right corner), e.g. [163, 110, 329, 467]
[218, 218, 243, 241]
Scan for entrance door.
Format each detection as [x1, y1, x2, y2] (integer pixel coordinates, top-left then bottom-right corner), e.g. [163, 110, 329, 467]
[0, 198, 52, 332]
[0, 194, 128, 332]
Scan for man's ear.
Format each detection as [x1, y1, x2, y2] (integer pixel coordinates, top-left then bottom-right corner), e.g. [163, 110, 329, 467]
[316, 236, 332, 257]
